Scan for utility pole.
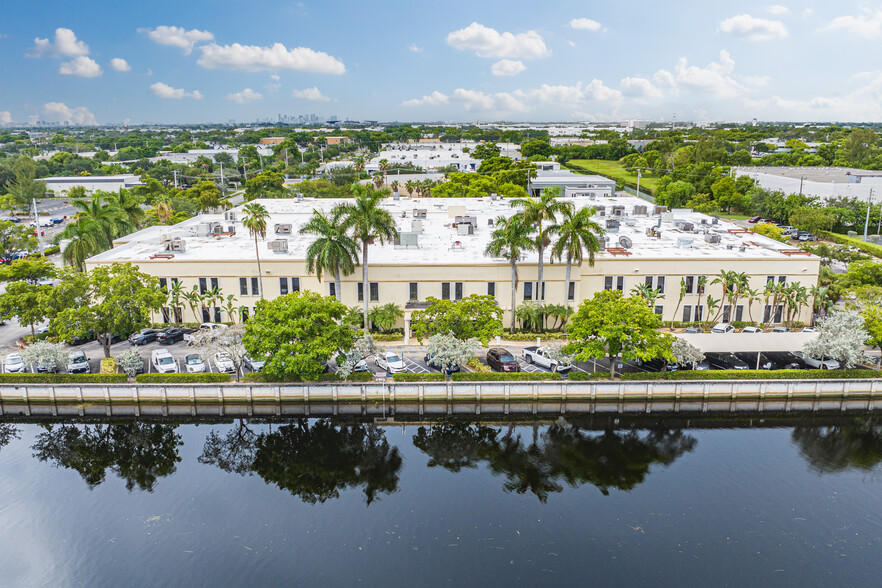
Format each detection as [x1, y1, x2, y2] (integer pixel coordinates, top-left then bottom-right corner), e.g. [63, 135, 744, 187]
[173, 170, 178, 190]
[284, 148, 289, 169]
[33, 198, 42, 256]
[259, 154, 264, 173]
[636, 168, 642, 199]
[799, 176, 805, 195]
[864, 189, 873, 240]
[219, 162, 225, 198]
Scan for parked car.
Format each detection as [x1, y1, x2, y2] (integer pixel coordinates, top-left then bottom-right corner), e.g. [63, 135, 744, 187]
[637, 358, 678, 372]
[796, 232, 816, 242]
[129, 329, 159, 345]
[50, 218, 64, 225]
[735, 351, 776, 370]
[30, 216, 53, 228]
[741, 326, 762, 333]
[710, 323, 735, 334]
[214, 353, 236, 373]
[801, 327, 816, 333]
[797, 352, 840, 370]
[67, 351, 90, 374]
[68, 331, 97, 345]
[748, 216, 762, 223]
[3, 353, 26, 373]
[486, 347, 520, 372]
[184, 323, 227, 343]
[771, 326, 790, 333]
[376, 351, 407, 373]
[423, 352, 460, 373]
[35, 359, 59, 373]
[705, 352, 750, 370]
[4, 216, 21, 223]
[150, 349, 178, 373]
[35, 323, 50, 335]
[763, 352, 805, 370]
[156, 327, 192, 344]
[184, 353, 206, 373]
[243, 353, 268, 372]
[522, 346, 573, 371]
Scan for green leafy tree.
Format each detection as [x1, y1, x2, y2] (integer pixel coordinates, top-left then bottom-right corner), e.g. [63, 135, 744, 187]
[567, 290, 674, 377]
[0, 220, 37, 261]
[485, 215, 534, 331]
[4, 156, 45, 210]
[472, 142, 501, 160]
[243, 291, 354, 381]
[411, 295, 503, 346]
[186, 180, 225, 212]
[52, 263, 166, 357]
[790, 206, 834, 235]
[0, 281, 51, 335]
[105, 188, 147, 229]
[299, 207, 358, 301]
[0, 258, 56, 283]
[242, 202, 269, 300]
[244, 171, 286, 201]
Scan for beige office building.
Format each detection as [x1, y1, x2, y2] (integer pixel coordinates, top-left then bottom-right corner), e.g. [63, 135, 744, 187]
[86, 195, 820, 340]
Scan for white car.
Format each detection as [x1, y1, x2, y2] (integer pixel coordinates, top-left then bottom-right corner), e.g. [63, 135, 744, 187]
[797, 352, 840, 370]
[741, 326, 762, 333]
[711, 323, 735, 334]
[4, 353, 26, 373]
[214, 353, 235, 373]
[184, 353, 206, 373]
[243, 354, 267, 372]
[376, 351, 406, 373]
[801, 327, 817, 333]
[151, 349, 178, 373]
[67, 351, 90, 374]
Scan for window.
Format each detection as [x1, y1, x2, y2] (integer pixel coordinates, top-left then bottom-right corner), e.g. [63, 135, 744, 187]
[568, 281, 575, 301]
[603, 277, 624, 292]
[764, 305, 784, 323]
[487, 282, 495, 297]
[213, 307, 222, 323]
[442, 282, 451, 300]
[615, 276, 624, 292]
[358, 282, 364, 301]
[722, 305, 731, 323]
[201, 307, 210, 323]
[369, 282, 379, 302]
[685, 275, 695, 294]
[210, 277, 218, 290]
[279, 277, 289, 296]
[171, 278, 179, 286]
[240, 278, 248, 296]
[159, 278, 168, 291]
[251, 277, 259, 296]
[524, 282, 534, 300]
[292, 278, 300, 292]
[654, 305, 663, 316]
[657, 276, 665, 294]
[329, 283, 336, 298]
[734, 305, 744, 322]
[697, 277, 706, 295]
[695, 305, 704, 322]
[199, 277, 207, 294]
[454, 282, 463, 300]
[161, 308, 170, 323]
[410, 282, 419, 301]
[682, 305, 692, 322]
[241, 307, 249, 322]
[604, 276, 614, 291]
[778, 275, 786, 284]
[644, 276, 653, 288]
[767, 276, 775, 285]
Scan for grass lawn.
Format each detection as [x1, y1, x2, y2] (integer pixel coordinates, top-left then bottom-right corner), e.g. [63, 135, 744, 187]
[715, 213, 753, 220]
[566, 159, 662, 195]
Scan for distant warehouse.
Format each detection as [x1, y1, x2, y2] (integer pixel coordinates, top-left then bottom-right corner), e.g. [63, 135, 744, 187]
[43, 174, 144, 195]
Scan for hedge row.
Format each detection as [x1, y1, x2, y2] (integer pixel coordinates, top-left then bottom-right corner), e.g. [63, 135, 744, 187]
[452, 372, 562, 381]
[620, 369, 882, 381]
[392, 373, 446, 382]
[135, 373, 232, 383]
[567, 370, 612, 381]
[242, 371, 374, 383]
[0, 373, 127, 384]
[501, 331, 567, 341]
[820, 231, 882, 259]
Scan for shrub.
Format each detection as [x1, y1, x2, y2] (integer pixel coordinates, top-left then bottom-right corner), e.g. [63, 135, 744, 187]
[451, 372, 562, 381]
[0, 373, 127, 384]
[100, 357, 117, 374]
[242, 371, 374, 383]
[566, 370, 611, 381]
[392, 373, 445, 382]
[620, 369, 881, 381]
[820, 231, 882, 259]
[467, 357, 492, 373]
[501, 330, 567, 341]
[135, 373, 231, 383]
[371, 333, 403, 341]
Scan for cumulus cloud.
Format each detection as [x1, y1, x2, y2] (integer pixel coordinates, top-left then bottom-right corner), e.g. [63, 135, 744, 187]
[292, 87, 332, 101]
[42, 102, 97, 125]
[58, 56, 102, 78]
[491, 59, 526, 76]
[666, 50, 751, 98]
[401, 91, 450, 107]
[569, 18, 603, 31]
[197, 42, 345, 73]
[227, 88, 262, 103]
[446, 22, 550, 59]
[825, 9, 882, 39]
[109, 58, 131, 72]
[620, 76, 664, 99]
[139, 26, 214, 55]
[150, 82, 203, 100]
[28, 28, 89, 57]
[0, 111, 11, 125]
[742, 71, 882, 120]
[719, 14, 788, 40]
[766, 5, 790, 15]
[408, 44, 423, 53]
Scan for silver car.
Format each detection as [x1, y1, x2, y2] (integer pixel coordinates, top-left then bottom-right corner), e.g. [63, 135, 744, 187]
[184, 353, 206, 373]
[4, 353, 26, 373]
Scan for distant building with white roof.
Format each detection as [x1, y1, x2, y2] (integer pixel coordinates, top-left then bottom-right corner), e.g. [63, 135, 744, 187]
[43, 174, 144, 194]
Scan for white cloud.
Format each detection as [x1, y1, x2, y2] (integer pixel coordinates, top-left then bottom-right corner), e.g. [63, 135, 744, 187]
[150, 82, 203, 100]
[670, 50, 748, 97]
[197, 42, 345, 73]
[401, 91, 450, 107]
[109, 58, 131, 72]
[28, 28, 89, 57]
[620, 76, 664, 99]
[569, 18, 603, 31]
[0, 111, 11, 125]
[408, 44, 423, 53]
[719, 14, 788, 41]
[42, 102, 96, 125]
[567, 40, 576, 47]
[227, 88, 262, 103]
[446, 22, 550, 59]
[491, 59, 525, 76]
[291, 87, 332, 101]
[742, 71, 882, 120]
[139, 26, 214, 55]
[825, 9, 882, 39]
[803, 8, 814, 18]
[451, 89, 529, 113]
[766, 5, 790, 15]
[57, 56, 102, 78]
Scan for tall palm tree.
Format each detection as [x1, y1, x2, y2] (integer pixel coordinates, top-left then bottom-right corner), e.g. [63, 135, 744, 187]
[510, 187, 572, 302]
[59, 217, 110, 271]
[107, 188, 147, 229]
[404, 180, 416, 196]
[390, 180, 399, 194]
[353, 157, 365, 180]
[71, 192, 134, 243]
[242, 202, 269, 300]
[550, 206, 604, 323]
[338, 184, 399, 331]
[183, 286, 202, 323]
[744, 286, 761, 325]
[485, 215, 535, 332]
[299, 207, 358, 301]
[167, 279, 184, 323]
[153, 193, 173, 225]
[223, 294, 242, 324]
[671, 278, 687, 329]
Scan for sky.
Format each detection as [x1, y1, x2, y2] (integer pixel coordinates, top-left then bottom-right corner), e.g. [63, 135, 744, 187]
[2, 0, 882, 125]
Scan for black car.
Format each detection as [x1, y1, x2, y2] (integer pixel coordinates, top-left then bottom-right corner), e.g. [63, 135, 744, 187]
[763, 352, 805, 370]
[705, 352, 750, 370]
[486, 348, 519, 372]
[636, 358, 678, 372]
[128, 329, 158, 345]
[735, 351, 776, 370]
[68, 331, 97, 346]
[157, 327, 189, 344]
[423, 352, 461, 373]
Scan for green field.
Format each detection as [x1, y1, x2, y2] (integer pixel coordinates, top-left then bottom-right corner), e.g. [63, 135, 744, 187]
[566, 159, 661, 195]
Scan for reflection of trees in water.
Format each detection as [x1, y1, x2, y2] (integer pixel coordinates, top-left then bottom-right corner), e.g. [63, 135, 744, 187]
[413, 423, 697, 502]
[792, 420, 882, 473]
[0, 424, 20, 450]
[31, 423, 182, 491]
[199, 419, 402, 505]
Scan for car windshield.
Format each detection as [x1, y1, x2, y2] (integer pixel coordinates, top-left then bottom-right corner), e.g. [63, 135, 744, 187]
[499, 355, 515, 363]
[71, 356, 86, 363]
[158, 356, 174, 365]
[7, 357, 22, 365]
[186, 357, 202, 365]
[386, 355, 401, 363]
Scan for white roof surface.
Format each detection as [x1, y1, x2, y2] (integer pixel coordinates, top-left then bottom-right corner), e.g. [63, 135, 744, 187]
[91, 195, 817, 266]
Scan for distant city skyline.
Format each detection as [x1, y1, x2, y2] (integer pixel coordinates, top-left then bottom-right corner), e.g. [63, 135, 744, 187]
[2, 1, 882, 125]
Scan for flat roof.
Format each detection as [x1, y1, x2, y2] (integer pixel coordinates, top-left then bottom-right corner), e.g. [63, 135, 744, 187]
[89, 195, 819, 266]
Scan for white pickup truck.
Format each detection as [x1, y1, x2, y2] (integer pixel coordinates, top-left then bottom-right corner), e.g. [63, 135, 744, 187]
[183, 322, 226, 343]
[522, 346, 573, 372]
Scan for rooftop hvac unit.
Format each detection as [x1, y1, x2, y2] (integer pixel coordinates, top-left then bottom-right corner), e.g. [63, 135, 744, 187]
[654, 205, 669, 215]
[676, 221, 694, 231]
[413, 209, 427, 218]
[700, 219, 708, 225]
[633, 205, 648, 215]
[195, 222, 211, 237]
[661, 212, 674, 224]
[296, 193, 304, 201]
[267, 239, 288, 253]
[274, 223, 292, 235]
[677, 237, 694, 249]
[209, 221, 223, 234]
[168, 238, 186, 251]
[224, 211, 237, 223]
[411, 219, 424, 233]
[611, 205, 625, 216]
[393, 192, 400, 200]
[711, 217, 719, 225]
[394, 232, 420, 249]
[739, 245, 747, 252]
[704, 233, 722, 244]
[457, 223, 474, 236]
[605, 219, 620, 232]
[618, 236, 633, 249]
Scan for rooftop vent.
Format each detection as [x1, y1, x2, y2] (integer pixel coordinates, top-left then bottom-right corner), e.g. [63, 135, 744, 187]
[195, 223, 211, 237]
[705, 233, 722, 244]
[274, 223, 292, 235]
[618, 235, 633, 249]
[605, 219, 620, 232]
[167, 237, 186, 252]
[394, 232, 420, 249]
[677, 237, 694, 249]
[267, 239, 288, 253]
[611, 205, 626, 217]
[224, 210, 237, 223]
[413, 208, 427, 219]
[457, 223, 475, 236]
[633, 205, 648, 216]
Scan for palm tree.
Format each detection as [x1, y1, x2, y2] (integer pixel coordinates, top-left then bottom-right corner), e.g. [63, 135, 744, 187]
[204, 285, 222, 320]
[486, 215, 536, 332]
[167, 280, 184, 323]
[404, 180, 416, 196]
[338, 184, 399, 331]
[372, 172, 384, 188]
[390, 180, 399, 194]
[671, 278, 687, 329]
[710, 270, 735, 324]
[353, 157, 365, 180]
[515, 301, 542, 332]
[510, 187, 572, 302]
[744, 286, 761, 325]
[107, 188, 147, 229]
[299, 207, 358, 301]
[810, 285, 832, 326]
[153, 193, 173, 225]
[183, 286, 202, 323]
[222, 294, 241, 324]
[72, 192, 134, 243]
[368, 303, 403, 333]
[59, 217, 110, 271]
[630, 284, 664, 309]
[550, 206, 604, 323]
[242, 202, 269, 300]
[378, 159, 390, 176]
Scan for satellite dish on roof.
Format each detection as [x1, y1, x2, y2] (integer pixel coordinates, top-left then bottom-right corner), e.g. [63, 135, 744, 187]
[619, 236, 633, 249]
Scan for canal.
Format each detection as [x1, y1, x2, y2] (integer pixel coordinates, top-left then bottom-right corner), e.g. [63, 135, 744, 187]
[0, 414, 879, 585]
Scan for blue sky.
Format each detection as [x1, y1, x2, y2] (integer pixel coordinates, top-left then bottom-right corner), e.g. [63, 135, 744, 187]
[2, 0, 882, 125]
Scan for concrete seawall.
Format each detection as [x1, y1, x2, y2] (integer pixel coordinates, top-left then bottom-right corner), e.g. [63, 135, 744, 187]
[1, 379, 881, 418]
